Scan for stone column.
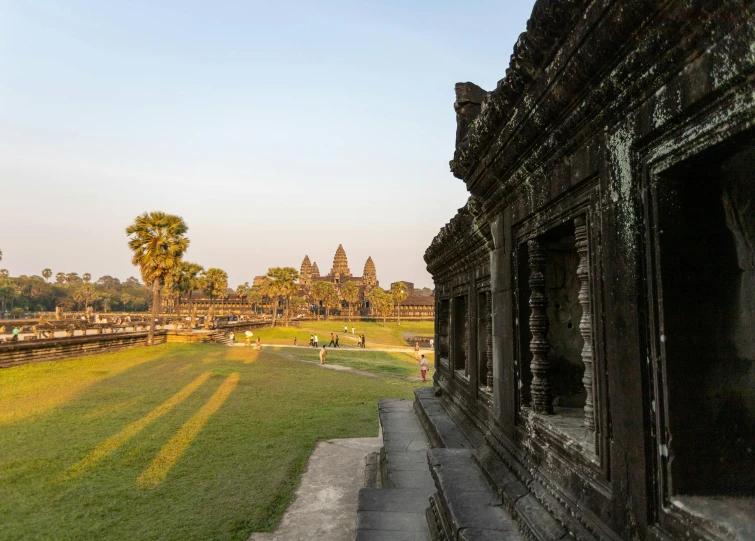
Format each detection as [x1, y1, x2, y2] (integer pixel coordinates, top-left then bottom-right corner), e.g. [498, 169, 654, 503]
[486, 291, 493, 392]
[575, 215, 595, 431]
[528, 238, 552, 414]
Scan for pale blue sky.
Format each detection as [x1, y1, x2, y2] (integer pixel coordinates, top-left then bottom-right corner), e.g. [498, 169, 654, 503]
[0, 1, 534, 288]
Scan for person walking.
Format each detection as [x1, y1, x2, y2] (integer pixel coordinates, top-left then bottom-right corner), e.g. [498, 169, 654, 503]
[414, 342, 421, 362]
[429, 338, 434, 350]
[328, 332, 336, 347]
[420, 354, 429, 383]
[319, 346, 327, 365]
[314, 334, 319, 348]
[361, 334, 366, 348]
[309, 335, 314, 347]
[351, 326, 355, 335]
[344, 325, 348, 333]
[229, 332, 235, 344]
[335, 335, 340, 348]
[256, 336, 261, 350]
[294, 337, 297, 346]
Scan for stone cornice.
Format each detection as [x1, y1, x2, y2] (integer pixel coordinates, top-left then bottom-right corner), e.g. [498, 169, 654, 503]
[450, 0, 592, 182]
[425, 197, 492, 280]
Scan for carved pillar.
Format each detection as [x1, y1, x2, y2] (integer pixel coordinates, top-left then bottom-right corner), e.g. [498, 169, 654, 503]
[528, 239, 552, 414]
[486, 291, 493, 392]
[575, 215, 595, 431]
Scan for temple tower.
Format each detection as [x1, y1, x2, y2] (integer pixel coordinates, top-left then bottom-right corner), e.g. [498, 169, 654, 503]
[311, 262, 320, 278]
[300, 255, 313, 286]
[363, 256, 377, 286]
[328, 244, 352, 281]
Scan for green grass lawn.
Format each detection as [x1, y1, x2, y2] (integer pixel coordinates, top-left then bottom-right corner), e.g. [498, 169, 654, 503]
[0, 343, 423, 541]
[249, 319, 434, 348]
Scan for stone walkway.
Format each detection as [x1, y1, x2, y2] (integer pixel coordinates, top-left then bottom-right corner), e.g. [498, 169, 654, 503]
[249, 437, 381, 541]
[356, 399, 433, 541]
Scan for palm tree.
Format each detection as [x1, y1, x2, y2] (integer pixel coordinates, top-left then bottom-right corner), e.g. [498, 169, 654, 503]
[390, 282, 409, 326]
[369, 287, 394, 327]
[341, 281, 359, 322]
[55, 272, 66, 284]
[126, 211, 190, 345]
[42, 269, 52, 282]
[199, 268, 228, 327]
[168, 261, 203, 316]
[82, 273, 92, 283]
[247, 286, 262, 317]
[311, 281, 331, 321]
[322, 283, 339, 320]
[265, 267, 299, 327]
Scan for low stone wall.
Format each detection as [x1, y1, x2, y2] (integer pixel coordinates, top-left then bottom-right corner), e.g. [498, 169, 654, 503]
[165, 331, 215, 343]
[0, 332, 165, 369]
[0, 320, 272, 369]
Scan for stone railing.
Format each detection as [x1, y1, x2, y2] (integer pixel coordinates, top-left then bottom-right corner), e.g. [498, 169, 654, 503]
[0, 332, 166, 369]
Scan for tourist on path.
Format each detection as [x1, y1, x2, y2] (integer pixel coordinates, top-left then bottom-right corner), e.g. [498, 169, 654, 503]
[344, 325, 348, 333]
[256, 337, 261, 350]
[328, 333, 336, 347]
[361, 334, 366, 348]
[309, 335, 314, 347]
[229, 332, 235, 344]
[314, 334, 319, 348]
[319, 346, 327, 365]
[294, 337, 297, 346]
[420, 355, 428, 383]
[351, 327, 355, 334]
[429, 338, 434, 349]
[335, 335, 340, 348]
[414, 342, 421, 362]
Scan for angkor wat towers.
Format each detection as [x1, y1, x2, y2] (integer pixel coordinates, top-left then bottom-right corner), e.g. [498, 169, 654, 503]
[328, 244, 352, 282]
[299, 255, 313, 286]
[363, 256, 377, 287]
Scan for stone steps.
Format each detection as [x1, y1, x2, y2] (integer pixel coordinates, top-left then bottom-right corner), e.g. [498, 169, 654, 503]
[355, 399, 434, 541]
[427, 448, 527, 541]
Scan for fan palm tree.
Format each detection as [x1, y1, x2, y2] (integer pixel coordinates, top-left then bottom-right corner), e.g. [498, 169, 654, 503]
[368, 287, 394, 327]
[168, 261, 203, 316]
[126, 211, 190, 345]
[341, 281, 359, 322]
[199, 268, 228, 326]
[390, 282, 409, 326]
[42, 269, 52, 282]
[265, 267, 299, 327]
[55, 272, 66, 284]
[82, 273, 92, 283]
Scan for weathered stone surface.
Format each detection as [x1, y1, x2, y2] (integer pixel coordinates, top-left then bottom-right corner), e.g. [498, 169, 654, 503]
[424, 1, 755, 540]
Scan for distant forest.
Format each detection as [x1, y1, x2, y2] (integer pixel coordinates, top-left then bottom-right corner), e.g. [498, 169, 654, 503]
[0, 273, 152, 317]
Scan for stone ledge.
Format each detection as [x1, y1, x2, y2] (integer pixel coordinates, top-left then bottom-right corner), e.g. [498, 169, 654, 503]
[426, 448, 526, 541]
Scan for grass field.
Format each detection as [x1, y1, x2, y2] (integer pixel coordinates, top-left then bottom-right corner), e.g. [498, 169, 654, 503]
[247, 319, 434, 348]
[0, 343, 430, 540]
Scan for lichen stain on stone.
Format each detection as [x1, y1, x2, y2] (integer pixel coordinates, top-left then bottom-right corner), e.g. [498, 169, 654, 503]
[607, 124, 639, 265]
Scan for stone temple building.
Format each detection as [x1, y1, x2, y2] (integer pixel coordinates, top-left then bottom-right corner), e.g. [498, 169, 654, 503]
[356, 2, 754, 541]
[299, 245, 433, 318]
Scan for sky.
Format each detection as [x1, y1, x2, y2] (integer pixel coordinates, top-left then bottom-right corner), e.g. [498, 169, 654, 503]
[0, 0, 535, 289]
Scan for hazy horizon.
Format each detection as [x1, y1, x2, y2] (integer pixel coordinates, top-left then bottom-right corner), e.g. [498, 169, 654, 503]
[0, 1, 535, 289]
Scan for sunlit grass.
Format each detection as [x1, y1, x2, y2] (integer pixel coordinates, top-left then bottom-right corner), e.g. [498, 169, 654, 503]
[137, 372, 239, 488]
[64, 372, 211, 480]
[0, 343, 421, 540]
[251, 319, 434, 348]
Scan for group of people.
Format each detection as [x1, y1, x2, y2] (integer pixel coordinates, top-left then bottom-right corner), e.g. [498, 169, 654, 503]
[305, 332, 366, 349]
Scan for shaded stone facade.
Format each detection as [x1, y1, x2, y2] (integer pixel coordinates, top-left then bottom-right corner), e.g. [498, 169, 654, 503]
[425, 2, 754, 540]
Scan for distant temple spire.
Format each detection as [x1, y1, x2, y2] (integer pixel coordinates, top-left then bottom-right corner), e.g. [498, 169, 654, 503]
[329, 244, 352, 279]
[311, 262, 320, 278]
[363, 256, 377, 286]
[300, 255, 313, 285]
